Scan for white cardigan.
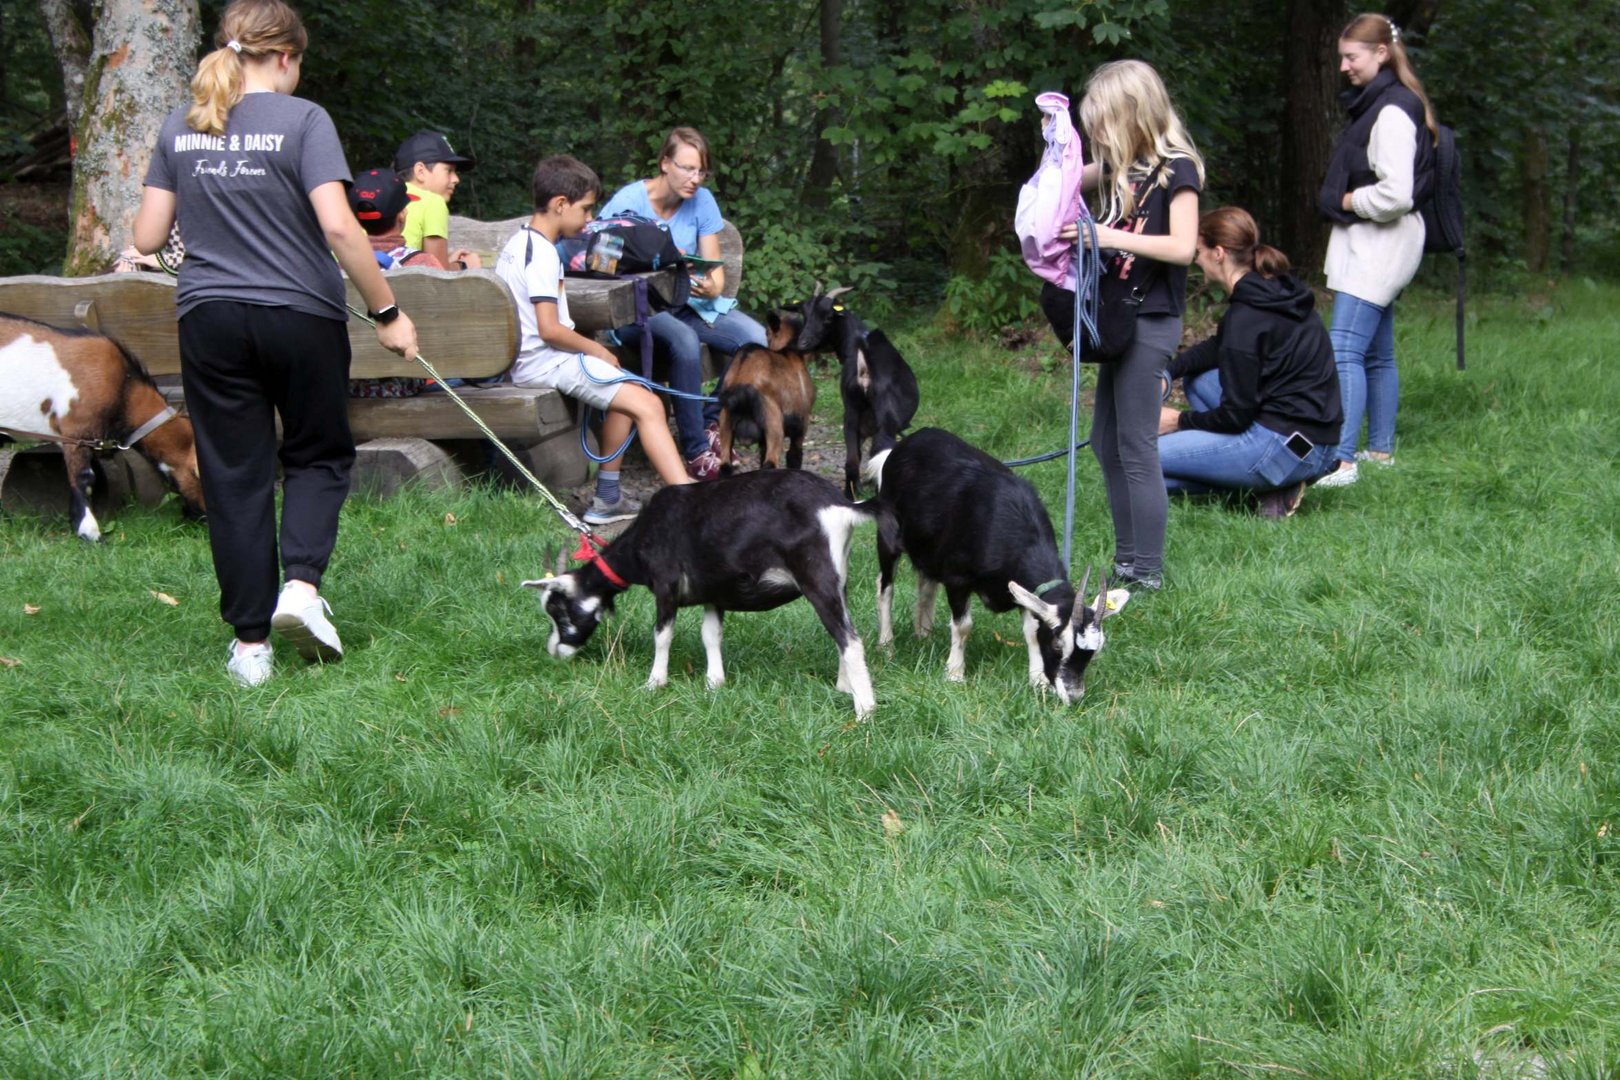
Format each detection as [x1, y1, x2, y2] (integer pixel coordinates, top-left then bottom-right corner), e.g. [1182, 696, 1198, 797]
[1323, 106, 1427, 307]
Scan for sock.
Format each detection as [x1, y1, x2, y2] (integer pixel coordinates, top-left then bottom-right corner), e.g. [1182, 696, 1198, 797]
[595, 469, 621, 505]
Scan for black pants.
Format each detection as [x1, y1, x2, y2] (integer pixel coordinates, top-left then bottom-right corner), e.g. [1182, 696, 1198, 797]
[179, 301, 355, 641]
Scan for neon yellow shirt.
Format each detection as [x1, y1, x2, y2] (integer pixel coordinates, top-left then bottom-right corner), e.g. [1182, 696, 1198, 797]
[402, 182, 451, 250]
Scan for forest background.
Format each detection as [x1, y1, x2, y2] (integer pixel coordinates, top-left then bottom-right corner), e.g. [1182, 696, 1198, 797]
[1, 0, 1617, 318]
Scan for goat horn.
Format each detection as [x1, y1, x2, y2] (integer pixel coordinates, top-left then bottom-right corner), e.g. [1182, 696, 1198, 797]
[1075, 564, 1092, 608]
[825, 285, 854, 300]
[554, 545, 568, 577]
[812, 279, 823, 297]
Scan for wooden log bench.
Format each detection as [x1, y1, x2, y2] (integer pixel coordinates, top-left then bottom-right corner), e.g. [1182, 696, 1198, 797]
[0, 216, 746, 516]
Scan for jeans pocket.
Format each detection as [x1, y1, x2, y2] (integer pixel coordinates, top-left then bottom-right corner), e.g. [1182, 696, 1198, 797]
[1254, 435, 1302, 488]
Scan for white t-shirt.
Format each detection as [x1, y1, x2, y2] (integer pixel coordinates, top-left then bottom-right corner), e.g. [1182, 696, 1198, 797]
[495, 225, 575, 386]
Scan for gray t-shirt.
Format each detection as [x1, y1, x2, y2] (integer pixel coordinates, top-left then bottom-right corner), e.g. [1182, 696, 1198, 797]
[144, 93, 351, 320]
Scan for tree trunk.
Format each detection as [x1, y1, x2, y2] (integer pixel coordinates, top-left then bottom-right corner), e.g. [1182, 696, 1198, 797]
[1278, 0, 1346, 282]
[1521, 124, 1550, 274]
[60, 0, 199, 276]
[40, 0, 91, 128]
[1560, 125, 1580, 272]
[804, 0, 843, 208]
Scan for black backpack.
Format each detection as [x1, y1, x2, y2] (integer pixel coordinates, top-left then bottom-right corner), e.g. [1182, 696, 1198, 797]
[559, 212, 687, 276]
[1420, 123, 1466, 369]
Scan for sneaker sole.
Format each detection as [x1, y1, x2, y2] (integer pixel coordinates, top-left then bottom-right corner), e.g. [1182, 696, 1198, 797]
[271, 611, 343, 662]
[583, 510, 638, 525]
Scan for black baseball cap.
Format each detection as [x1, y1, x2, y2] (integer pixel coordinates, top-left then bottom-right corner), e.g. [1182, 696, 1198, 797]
[348, 167, 409, 233]
[394, 130, 476, 173]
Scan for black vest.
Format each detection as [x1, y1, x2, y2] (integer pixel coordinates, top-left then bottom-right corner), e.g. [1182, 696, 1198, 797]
[1318, 69, 1435, 225]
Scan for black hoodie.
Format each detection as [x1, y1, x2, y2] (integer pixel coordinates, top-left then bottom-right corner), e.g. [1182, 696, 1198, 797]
[1164, 273, 1343, 445]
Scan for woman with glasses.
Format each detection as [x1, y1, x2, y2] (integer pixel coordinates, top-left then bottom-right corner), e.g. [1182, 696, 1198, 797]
[599, 126, 767, 480]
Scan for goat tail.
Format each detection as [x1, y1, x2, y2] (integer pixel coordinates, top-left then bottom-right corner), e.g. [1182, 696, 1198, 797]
[862, 447, 894, 492]
[717, 383, 764, 443]
[851, 496, 900, 553]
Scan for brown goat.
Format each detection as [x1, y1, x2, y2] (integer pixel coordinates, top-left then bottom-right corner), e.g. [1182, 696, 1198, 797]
[1, 313, 204, 541]
[716, 310, 816, 474]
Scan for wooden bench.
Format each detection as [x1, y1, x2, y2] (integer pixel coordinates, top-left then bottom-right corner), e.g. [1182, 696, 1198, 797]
[0, 216, 746, 513]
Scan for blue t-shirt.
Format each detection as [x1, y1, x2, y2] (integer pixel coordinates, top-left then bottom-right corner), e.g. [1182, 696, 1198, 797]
[599, 180, 723, 255]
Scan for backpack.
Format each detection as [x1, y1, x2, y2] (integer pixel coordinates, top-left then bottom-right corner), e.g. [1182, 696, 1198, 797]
[1015, 91, 1085, 287]
[1419, 123, 1466, 369]
[558, 211, 687, 276]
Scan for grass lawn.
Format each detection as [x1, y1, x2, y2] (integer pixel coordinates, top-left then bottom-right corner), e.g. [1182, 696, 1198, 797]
[2, 280, 1617, 1077]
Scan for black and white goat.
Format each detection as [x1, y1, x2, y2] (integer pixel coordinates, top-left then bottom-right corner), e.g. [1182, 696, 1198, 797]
[793, 287, 919, 498]
[865, 427, 1130, 702]
[523, 469, 878, 716]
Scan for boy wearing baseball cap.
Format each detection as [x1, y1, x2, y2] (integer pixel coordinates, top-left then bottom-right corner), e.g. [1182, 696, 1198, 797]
[347, 166, 441, 270]
[394, 130, 480, 272]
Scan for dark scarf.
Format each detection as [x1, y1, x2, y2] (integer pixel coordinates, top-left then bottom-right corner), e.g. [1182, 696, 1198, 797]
[1317, 68, 1433, 225]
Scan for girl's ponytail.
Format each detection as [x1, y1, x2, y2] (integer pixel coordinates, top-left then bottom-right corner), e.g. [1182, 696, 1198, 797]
[184, 0, 308, 135]
[186, 46, 244, 136]
[1198, 206, 1293, 279]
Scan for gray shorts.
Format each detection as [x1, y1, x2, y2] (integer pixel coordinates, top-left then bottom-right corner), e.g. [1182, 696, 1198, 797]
[511, 351, 626, 412]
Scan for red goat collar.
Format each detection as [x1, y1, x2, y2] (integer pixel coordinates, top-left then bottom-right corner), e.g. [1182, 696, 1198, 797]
[570, 535, 628, 589]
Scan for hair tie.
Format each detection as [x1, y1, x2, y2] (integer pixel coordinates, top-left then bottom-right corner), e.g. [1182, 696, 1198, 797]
[226, 39, 242, 53]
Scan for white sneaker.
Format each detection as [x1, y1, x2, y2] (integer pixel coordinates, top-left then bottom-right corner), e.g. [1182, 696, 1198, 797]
[1354, 450, 1395, 466]
[271, 584, 344, 662]
[1314, 461, 1359, 488]
[226, 640, 273, 687]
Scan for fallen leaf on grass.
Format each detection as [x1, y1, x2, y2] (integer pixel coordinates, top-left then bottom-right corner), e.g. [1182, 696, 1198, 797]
[394, 673, 408, 683]
[0, 656, 20, 668]
[439, 706, 461, 719]
[23, 604, 40, 616]
[150, 590, 180, 607]
[881, 808, 904, 838]
[444, 512, 458, 526]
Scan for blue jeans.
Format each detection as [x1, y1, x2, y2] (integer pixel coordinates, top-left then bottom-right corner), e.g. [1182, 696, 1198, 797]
[614, 306, 767, 461]
[1329, 292, 1397, 463]
[1159, 369, 1336, 493]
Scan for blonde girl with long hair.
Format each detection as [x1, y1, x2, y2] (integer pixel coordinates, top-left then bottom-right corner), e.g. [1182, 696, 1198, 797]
[1058, 59, 1204, 590]
[1315, 12, 1437, 486]
[134, 0, 418, 687]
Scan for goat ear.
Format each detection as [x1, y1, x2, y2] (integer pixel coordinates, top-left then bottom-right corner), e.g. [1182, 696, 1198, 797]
[521, 577, 557, 593]
[1098, 588, 1131, 619]
[767, 310, 782, 333]
[1008, 581, 1062, 630]
[825, 285, 854, 301]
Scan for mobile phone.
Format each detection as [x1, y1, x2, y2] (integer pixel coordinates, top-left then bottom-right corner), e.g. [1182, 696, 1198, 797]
[1285, 431, 1314, 459]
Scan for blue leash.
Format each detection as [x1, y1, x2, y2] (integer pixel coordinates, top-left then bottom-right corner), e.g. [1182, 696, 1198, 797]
[1060, 216, 1102, 567]
[571, 353, 721, 465]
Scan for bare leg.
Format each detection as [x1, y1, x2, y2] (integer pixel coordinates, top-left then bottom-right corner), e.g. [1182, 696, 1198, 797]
[613, 384, 691, 487]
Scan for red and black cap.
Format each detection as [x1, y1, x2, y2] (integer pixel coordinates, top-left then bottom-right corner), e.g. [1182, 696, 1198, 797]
[348, 167, 409, 229]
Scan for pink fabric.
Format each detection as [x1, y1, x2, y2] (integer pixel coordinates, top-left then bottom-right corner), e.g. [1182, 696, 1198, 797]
[1015, 92, 1086, 286]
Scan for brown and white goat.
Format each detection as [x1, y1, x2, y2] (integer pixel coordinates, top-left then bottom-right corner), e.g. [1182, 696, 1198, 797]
[716, 310, 816, 475]
[1, 313, 204, 541]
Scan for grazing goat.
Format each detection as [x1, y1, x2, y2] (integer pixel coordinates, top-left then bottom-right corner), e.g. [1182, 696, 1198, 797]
[1, 313, 204, 541]
[865, 427, 1129, 702]
[716, 310, 815, 474]
[792, 287, 919, 498]
[523, 469, 879, 717]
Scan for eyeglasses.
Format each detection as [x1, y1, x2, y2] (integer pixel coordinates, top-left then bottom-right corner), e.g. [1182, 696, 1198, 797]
[669, 161, 709, 181]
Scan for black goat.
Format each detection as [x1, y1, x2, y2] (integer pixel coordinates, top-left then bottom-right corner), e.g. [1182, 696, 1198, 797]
[716, 310, 815, 474]
[865, 427, 1130, 702]
[523, 470, 878, 717]
[793, 287, 919, 498]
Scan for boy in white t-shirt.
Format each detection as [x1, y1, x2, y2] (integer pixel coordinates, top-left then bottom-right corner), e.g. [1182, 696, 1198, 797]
[495, 155, 691, 523]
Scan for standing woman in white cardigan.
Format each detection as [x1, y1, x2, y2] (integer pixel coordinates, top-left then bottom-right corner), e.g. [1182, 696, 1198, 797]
[1315, 12, 1437, 487]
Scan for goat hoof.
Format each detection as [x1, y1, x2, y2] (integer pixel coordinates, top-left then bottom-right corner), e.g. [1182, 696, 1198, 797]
[706, 675, 725, 690]
[945, 670, 966, 684]
[645, 677, 668, 691]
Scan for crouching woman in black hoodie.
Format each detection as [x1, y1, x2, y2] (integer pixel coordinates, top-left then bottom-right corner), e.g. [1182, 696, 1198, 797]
[1158, 207, 1343, 518]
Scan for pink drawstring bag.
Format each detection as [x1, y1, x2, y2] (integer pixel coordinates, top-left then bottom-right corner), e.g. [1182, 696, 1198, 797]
[1014, 92, 1085, 287]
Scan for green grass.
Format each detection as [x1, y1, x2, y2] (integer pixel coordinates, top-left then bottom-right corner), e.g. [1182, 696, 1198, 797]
[2, 281, 1617, 1077]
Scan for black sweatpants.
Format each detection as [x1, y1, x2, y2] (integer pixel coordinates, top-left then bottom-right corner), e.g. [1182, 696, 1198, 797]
[179, 301, 355, 641]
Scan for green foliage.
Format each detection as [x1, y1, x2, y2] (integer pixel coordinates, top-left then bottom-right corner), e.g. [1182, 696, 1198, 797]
[0, 206, 65, 276]
[941, 248, 1042, 336]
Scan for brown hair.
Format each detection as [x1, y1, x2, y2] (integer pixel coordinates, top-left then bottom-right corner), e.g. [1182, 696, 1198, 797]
[658, 127, 710, 173]
[187, 0, 308, 136]
[532, 155, 601, 209]
[1341, 12, 1438, 146]
[1198, 207, 1291, 278]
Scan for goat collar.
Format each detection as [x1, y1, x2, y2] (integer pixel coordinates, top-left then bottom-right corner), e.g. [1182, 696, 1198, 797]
[570, 534, 628, 590]
[1033, 578, 1066, 597]
[120, 406, 178, 450]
